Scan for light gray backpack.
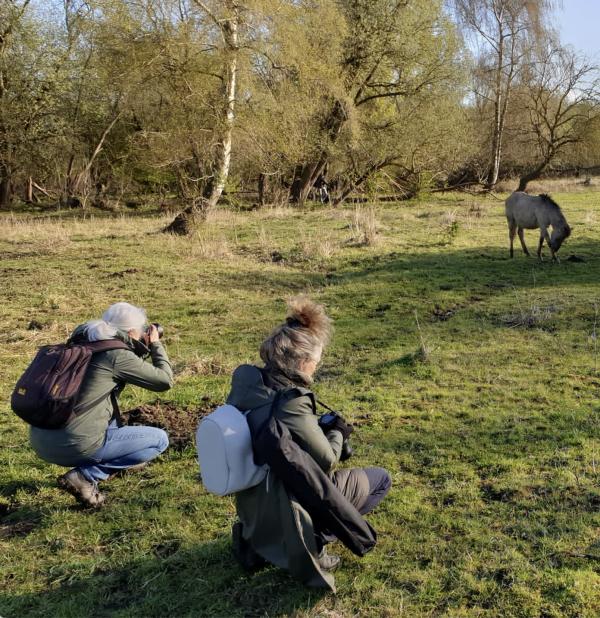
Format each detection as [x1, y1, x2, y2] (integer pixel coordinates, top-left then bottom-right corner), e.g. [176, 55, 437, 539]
[196, 404, 268, 496]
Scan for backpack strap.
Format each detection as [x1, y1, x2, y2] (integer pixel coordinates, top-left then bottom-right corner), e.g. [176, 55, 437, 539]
[72, 339, 131, 417]
[82, 339, 131, 353]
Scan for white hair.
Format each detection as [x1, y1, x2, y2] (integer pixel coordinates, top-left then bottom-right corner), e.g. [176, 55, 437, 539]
[84, 302, 147, 341]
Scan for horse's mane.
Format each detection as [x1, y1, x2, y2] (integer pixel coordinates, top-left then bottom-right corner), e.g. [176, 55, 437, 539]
[539, 193, 561, 211]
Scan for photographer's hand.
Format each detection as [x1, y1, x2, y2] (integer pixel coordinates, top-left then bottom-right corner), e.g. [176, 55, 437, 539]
[148, 324, 161, 344]
[330, 416, 353, 441]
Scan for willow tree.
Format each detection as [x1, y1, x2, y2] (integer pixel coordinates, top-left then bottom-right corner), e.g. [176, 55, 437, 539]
[0, 0, 56, 207]
[286, 0, 465, 204]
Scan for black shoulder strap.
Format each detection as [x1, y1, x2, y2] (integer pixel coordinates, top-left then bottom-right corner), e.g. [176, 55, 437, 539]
[274, 386, 317, 415]
[110, 390, 123, 427]
[315, 398, 336, 414]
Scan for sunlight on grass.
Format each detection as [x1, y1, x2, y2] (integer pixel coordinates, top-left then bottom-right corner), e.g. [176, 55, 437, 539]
[1, 193, 599, 617]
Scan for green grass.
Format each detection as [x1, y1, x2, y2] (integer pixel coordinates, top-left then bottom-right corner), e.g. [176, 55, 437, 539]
[1, 193, 599, 617]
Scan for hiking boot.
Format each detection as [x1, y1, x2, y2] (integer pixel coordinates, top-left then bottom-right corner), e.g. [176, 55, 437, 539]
[317, 548, 341, 571]
[231, 521, 266, 571]
[57, 469, 105, 508]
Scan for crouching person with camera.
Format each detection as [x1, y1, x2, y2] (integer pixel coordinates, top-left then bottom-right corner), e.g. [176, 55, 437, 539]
[225, 297, 391, 591]
[27, 302, 173, 508]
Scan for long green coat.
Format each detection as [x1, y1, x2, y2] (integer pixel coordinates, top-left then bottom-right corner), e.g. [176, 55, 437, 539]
[30, 326, 173, 466]
[226, 365, 370, 592]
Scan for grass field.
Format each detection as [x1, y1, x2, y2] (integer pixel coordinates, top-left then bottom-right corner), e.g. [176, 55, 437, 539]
[1, 190, 599, 617]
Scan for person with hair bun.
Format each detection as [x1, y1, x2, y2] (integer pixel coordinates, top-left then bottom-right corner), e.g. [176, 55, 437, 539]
[226, 296, 391, 591]
[29, 302, 173, 507]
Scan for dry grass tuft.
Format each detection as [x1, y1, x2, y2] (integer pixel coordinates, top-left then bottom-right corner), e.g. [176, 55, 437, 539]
[175, 355, 232, 378]
[300, 232, 338, 261]
[348, 205, 380, 246]
[502, 290, 559, 330]
[256, 203, 295, 220]
[583, 210, 597, 227]
[162, 224, 233, 260]
[439, 209, 460, 242]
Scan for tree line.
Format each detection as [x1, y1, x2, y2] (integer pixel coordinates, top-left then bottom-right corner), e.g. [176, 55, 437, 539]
[1, 0, 599, 233]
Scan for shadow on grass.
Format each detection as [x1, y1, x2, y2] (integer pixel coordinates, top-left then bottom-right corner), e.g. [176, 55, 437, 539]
[1, 539, 325, 618]
[0, 479, 43, 499]
[203, 240, 600, 316]
[328, 239, 600, 294]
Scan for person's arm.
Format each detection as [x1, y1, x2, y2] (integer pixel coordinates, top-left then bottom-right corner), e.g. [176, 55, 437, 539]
[111, 342, 173, 391]
[279, 394, 343, 472]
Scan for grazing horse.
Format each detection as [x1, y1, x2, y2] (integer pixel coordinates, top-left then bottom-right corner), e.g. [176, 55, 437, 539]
[505, 192, 571, 261]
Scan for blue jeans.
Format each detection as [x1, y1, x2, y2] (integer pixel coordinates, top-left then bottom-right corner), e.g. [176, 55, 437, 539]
[77, 420, 169, 483]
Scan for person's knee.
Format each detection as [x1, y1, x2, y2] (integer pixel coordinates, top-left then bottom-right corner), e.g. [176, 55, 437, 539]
[367, 467, 392, 494]
[156, 429, 169, 454]
[380, 469, 392, 494]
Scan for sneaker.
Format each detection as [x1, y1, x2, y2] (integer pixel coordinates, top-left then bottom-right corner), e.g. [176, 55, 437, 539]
[57, 469, 105, 508]
[317, 548, 341, 571]
[231, 521, 266, 571]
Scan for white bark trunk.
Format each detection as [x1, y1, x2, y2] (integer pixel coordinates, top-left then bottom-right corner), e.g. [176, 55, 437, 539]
[206, 7, 238, 210]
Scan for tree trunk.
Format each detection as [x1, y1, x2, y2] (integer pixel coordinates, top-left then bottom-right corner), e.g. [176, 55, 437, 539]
[517, 160, 549, 192]
[165, 3, 239, 235]
[486, 26, 505, 190]
[332, 158, 395, 206]
[64, 112, 122, 208]
[290, 158, 327, 203]
[258, 173, 266, 206]
[0, 167, 12, 209]
[290, 100, 348, 204]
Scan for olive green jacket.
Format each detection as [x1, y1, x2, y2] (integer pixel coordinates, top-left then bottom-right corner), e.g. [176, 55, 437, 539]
[30, 327, 173, 465]
[227, 365, 366, 592]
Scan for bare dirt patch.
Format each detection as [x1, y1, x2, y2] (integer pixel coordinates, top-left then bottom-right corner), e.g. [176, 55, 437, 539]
[122, 398, 217, 450]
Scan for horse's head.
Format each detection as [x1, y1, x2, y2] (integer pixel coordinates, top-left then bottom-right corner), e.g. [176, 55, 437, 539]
[550, 224, 571, 253]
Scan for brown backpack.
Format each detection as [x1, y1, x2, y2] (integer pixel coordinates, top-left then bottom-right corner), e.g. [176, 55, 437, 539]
[11, 338, 130, 429]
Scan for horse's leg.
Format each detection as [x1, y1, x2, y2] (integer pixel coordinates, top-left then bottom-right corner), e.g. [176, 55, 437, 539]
[517, 227, 529, 256]
[537, 234, 544, 259]
[540, 226, 556, 261]
[508, 221, 517, 258]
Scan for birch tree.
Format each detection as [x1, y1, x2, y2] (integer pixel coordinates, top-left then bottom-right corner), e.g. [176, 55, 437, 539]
[453, 0, 556, 189]
[164, 0, 240, 234]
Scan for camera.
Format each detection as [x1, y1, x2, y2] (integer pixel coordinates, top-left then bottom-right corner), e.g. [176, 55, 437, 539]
[318, 412, 353, 461]
[132, 323, 164, 357]
[146, 323, 164, 339]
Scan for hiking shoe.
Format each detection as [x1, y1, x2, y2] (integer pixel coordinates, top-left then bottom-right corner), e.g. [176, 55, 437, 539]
[57, 469, 105, 508]
[231, 521, 266, 571]
[317, 549, 341, 571]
